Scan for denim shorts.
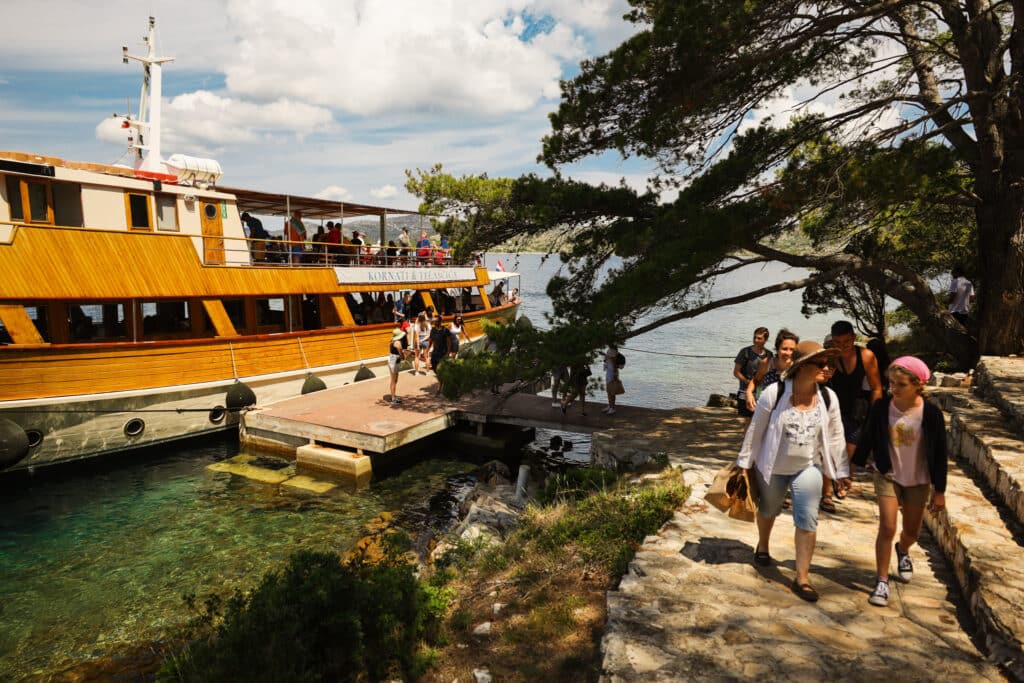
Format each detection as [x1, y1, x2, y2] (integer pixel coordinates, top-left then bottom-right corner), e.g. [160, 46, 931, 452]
[754, 465, 823, 532]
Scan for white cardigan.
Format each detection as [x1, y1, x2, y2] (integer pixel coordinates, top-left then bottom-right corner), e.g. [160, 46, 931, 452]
[735, 379, 849, 481]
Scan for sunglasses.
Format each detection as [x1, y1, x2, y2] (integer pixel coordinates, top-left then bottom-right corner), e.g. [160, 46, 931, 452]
[810, 361, 831, 369]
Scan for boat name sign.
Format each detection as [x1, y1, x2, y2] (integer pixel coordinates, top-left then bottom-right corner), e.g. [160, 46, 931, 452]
[333, 267, 477, 285]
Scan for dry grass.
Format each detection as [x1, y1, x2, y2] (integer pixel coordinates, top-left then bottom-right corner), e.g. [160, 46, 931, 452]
[422, 467, 688, 682]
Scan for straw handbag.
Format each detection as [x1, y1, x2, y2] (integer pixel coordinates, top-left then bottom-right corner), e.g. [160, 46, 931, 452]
[705, 464, 759, 523]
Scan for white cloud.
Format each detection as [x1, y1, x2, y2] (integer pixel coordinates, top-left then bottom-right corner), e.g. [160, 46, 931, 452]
[162, 91, 335, 148]
[3, 1, 645, 210]
[221, 0, 588, 116]
[315, 185, 353, 201]
[370, 184, 398, 199]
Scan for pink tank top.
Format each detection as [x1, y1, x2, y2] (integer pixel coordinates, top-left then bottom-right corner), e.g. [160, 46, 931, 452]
[887, 401, 930, 486]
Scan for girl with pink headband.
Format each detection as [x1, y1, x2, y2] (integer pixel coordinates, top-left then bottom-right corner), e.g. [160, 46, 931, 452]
[852, 356, 948, 608]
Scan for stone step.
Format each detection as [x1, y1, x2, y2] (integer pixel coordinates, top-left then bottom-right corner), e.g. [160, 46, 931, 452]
[924, 437, 1024, 679]
[974, 356, 1024, 432]
[934, 389, 1024, 531]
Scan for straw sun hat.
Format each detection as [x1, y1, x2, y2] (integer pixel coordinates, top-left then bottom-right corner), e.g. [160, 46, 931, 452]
[781, 340, 841, 380]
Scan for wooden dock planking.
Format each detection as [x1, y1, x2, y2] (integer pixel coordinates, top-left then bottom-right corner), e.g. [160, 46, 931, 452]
[242, 372, 672, 456]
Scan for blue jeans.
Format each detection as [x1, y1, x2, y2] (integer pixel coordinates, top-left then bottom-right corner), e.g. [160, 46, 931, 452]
[754, 465, 823, 532]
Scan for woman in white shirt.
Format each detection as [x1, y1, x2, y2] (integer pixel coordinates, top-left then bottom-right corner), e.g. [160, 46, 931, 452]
[736, 340, 849, 602]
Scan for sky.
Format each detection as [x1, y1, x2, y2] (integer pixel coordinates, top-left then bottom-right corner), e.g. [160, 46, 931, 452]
[0, 0, 659, 213]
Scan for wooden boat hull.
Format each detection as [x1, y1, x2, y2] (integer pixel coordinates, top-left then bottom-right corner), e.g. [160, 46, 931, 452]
[0, 306, 516, 471]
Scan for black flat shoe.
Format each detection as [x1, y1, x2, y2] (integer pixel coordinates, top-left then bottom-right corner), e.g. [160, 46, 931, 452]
[792, 579, 819, 602]
[754, 550, 772, 567]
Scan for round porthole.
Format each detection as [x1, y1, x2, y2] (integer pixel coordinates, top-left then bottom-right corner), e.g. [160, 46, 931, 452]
[25, 429, 43, 448]
[124, 418, 146, 437]
[204, 203, 218, 219]
[208, 406, 227, 424]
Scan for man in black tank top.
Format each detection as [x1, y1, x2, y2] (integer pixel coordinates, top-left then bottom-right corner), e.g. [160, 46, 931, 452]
[827, 321, 883, 454]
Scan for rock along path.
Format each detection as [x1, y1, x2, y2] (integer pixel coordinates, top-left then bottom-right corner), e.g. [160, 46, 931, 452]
[599, 407, 1004, 682]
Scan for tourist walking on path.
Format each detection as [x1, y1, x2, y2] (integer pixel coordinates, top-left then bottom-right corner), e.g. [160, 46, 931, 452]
[604, 345, 624, 415]
[736, 340, 848, 602]
[734, 327, 773, 422]
[448, 314, 470, 358]
[948, 266, 975, 329]
[826, 320, 883, 507]
[562, 363, 592, 416]
[387, 324, 408, 405]
[551, 365, 569, 408]
[411, 312, 431, 375]
[426, 316, 452, 374]
[852, 356, 948, 608]
[745, 328, 799, 413]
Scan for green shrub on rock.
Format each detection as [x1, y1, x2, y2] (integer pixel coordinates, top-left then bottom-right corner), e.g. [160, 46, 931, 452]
[160, 538, 447, 682]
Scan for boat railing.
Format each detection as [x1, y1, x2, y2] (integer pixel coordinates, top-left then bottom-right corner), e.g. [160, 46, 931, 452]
[215, 236, 474, 268]
[0, 221, 477, 269]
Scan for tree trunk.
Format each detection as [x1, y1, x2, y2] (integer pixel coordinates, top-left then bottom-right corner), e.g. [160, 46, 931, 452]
[975, 190, 1024, 356]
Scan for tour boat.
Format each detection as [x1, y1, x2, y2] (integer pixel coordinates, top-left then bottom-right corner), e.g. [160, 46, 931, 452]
[0, 18, 519, 473]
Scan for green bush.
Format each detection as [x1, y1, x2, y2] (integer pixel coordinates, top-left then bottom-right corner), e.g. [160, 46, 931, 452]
[161, 537, 448, 682]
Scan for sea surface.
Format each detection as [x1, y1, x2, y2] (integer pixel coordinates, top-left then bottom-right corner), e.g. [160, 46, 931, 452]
[0, 253, 839, 678]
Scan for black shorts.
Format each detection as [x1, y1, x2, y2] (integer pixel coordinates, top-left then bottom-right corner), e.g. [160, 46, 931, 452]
[431, 353, 446, 369]
[841, 414, 863, 445]
[736, 394, 754, 418]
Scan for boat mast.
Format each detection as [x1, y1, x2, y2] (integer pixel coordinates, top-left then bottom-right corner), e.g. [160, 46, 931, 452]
[122, 16, 174, 174]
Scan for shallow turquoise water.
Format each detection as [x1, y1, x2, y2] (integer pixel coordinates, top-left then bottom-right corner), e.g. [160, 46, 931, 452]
[0, 441, 476, 679]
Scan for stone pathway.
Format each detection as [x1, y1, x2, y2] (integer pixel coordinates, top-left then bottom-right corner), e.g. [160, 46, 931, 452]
[599, 408, 1004, 682]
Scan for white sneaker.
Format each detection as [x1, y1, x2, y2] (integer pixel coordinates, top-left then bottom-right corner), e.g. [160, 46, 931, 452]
[601, 406, 611, 414]
[552, 401, 561, 408]
[606, 408, 616, 415]
[868, 578, 889, 607]
[390, 396, 402, 404]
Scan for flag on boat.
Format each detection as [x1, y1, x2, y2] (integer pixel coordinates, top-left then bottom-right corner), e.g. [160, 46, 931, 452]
[496, 260, 506, 272]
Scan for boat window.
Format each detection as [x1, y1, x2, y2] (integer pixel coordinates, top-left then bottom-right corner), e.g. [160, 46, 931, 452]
[25, 305, 51, 342]
[68, 303, 128, 342]
[125, 192, 152, 230]
[26, 181, 52, 223]
[52, 181, 83, 227]
[256, 297, 286, 330]
[4, 176, 54, 224]
[138, 300, 207, 338]
[222, 299, 248, 333]
[156, 194, 178, 231]
[4, 176, 23, 220]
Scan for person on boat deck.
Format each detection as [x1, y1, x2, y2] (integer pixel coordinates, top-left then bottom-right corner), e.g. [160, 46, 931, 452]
[312, 225, 329, 263]
[489, 281, 506, 307]
[326, 222, 342, 263]
[416, 230, 432, 262]
[240, 212, 269, 262]
[436, 235, 450, 264]
[394, 293, 413, 322]
[398, 227, 411, 263]
[286, 210, 307, 264]
[385, 240, 399, 264]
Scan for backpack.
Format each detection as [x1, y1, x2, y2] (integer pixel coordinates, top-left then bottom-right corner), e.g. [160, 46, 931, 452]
[615, 352, 626, 368]
[768, 378, 831, 416]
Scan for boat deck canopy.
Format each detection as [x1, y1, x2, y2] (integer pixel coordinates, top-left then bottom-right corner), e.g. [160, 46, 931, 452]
[220, 186, 417, 219]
